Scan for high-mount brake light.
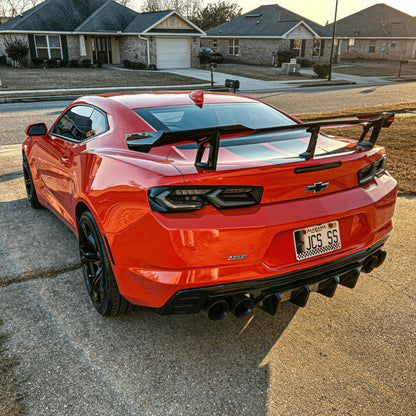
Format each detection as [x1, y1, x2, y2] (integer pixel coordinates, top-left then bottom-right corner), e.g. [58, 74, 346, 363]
[148, 186, 263, 212]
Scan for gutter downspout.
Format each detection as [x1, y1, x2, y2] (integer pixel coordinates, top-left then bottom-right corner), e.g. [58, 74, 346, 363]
[138, 35, 150, 67]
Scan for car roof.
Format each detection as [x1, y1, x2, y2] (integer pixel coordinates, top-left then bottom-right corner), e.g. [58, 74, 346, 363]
[83, 91, 257, 111]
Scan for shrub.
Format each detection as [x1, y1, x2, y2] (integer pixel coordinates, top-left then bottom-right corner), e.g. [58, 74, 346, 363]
[47, 58, 59, 68]
[277, 49, 297, 66]
[81, 58, 92, 68]
[59, 59, 68, 68]
[313, 63, 331, 78]
[123, 59, 146, 70]
[69, 59, 79, 67]
[298, 58, 312, 68]
[4, 37, 29, 67]
[30, 57, 43, 68]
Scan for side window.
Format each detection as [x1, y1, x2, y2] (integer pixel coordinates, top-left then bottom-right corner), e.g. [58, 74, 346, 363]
[89, 109, 107, 137]
[52, 105, 107, 141]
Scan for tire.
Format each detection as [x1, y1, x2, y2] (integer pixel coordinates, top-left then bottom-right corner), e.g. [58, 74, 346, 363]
[22, 153, 42, 209]
[78, 210, 131, 316]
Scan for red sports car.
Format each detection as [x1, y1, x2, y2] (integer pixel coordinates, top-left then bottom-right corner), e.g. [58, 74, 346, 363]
[23, 91, 397, 319]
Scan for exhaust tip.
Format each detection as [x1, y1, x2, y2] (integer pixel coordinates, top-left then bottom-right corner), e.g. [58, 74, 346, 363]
[203, 299, 228, 321]
[362, 255, 379, 274]
[376, 250, 387, 267]
[229, 295, 254, 318]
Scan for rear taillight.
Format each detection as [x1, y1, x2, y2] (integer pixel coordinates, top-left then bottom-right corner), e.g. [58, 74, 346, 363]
[148, 186, 263, 212]
[357, 156, 387, 186]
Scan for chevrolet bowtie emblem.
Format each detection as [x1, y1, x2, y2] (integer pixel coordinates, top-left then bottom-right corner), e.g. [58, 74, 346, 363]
[305, 182, 329, 193]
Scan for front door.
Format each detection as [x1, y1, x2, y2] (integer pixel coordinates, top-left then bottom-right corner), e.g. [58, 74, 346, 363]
[93, 37, 112, 64]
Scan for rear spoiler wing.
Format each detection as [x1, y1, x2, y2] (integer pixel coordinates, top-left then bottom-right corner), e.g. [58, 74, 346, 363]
[126, 112, 394, 170]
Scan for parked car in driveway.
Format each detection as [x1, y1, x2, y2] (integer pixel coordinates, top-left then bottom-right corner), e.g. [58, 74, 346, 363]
[199, 47, 224, 63]
[22, 91, 397, 320]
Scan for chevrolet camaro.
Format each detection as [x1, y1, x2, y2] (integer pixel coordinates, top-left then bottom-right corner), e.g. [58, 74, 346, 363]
[22, 91, 397, 319]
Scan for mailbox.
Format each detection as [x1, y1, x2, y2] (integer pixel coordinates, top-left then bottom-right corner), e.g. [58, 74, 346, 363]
[225, 79, 240, 93]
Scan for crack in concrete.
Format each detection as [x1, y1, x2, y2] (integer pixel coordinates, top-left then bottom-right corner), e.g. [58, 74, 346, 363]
[0, 264, 81, 287]
[371, 274, 416, 302]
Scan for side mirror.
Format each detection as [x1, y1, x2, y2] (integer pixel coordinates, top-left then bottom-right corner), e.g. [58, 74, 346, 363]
[26, 123, 47, 136]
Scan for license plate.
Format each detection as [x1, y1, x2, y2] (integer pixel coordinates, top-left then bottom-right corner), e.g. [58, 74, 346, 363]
[294, 221, 341, 261]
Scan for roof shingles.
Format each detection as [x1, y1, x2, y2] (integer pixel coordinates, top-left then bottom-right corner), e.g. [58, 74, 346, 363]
[207, 4, 331, 37]
[327, 3, 416, 38]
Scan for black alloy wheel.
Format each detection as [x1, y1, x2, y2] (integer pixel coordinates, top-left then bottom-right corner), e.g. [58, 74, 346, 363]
[78, 210, 130, 316]
[22, 153, 41, 209]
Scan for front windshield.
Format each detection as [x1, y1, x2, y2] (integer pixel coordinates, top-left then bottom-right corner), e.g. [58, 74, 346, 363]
[133, 102, 296, 132]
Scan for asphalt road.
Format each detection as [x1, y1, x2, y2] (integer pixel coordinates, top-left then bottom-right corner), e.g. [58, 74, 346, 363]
[0, 88, 415, 415]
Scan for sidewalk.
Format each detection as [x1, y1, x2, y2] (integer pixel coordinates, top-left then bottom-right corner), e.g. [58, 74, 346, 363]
[163, 67, 393, 91]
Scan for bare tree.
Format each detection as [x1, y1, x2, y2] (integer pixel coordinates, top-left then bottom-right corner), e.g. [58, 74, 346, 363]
[141, 0, 202, 18]
[1, 0, 42, 18]
[193, 1, 241, 31]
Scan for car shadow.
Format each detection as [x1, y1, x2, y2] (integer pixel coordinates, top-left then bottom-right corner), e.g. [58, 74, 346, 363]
[39, 270, 300, 415]
[102, 305, 299, 414]
[0, 193, 299, 415]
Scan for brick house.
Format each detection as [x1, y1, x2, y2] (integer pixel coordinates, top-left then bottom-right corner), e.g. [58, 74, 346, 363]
[0, 0, 204, 69]
[328, 4, 416, 60]
[202, 4, 332, 66]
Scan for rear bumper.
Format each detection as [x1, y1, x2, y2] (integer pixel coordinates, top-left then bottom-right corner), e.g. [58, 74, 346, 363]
[151, 237, 388, 316]
[106, 175, 397, 309]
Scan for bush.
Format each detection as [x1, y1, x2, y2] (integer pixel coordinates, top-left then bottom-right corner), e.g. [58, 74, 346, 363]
[81, 58, 92, 68]
[30, 57, 43, 68]
[298, 58, 312, 68]
[313, 63, 331, 78]
[198, 49, 212, 68]
[4, 37, 29, 67]
[59, 59, 68, 68]
[277, 49, 297, 66]
[69, 59, 79, 67]
[123, 59, 146, 70]
[47, 58, 59, 68]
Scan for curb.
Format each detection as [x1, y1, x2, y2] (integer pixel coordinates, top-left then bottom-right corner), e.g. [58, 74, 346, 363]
[298, 80, 356, 88]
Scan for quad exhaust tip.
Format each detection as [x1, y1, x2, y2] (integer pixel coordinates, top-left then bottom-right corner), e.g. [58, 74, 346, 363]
[229, 294, 254, 318]
[362, 250, 387, 274]
[203, 250, 387, 320]
[203, 299, 229, 321]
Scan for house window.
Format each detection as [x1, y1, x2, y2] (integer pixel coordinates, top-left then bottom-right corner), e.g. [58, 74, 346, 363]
[34, 35, 62, 60]
[213, 39, 217, 48]
[290, 39, 306, 58]
[312, 39, 325, 57]
[347, 38, 355, 52]
[229, 39, 239, 56]
[391, 42, 396, 48]
[369, 40, 376, 53]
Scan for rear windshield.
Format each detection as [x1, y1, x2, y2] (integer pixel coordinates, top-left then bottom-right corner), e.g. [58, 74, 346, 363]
[133, 102, 296, 132]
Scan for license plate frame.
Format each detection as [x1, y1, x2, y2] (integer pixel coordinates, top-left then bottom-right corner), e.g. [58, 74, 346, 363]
[294, 221, 342, 261]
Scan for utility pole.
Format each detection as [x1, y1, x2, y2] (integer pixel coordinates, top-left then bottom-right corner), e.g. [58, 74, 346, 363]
[328, 0, 339, 81]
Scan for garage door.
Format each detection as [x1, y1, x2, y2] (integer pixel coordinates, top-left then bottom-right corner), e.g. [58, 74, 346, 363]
[156, 38, 190, 69]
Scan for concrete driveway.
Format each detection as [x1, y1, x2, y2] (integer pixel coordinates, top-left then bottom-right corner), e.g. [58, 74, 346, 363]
[0, 106, 415, 415]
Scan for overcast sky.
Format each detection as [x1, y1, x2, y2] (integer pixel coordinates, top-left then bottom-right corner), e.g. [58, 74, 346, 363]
[238, 0, 416, 25]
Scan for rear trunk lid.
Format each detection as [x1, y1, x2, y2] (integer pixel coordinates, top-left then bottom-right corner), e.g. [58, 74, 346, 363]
[166, 130, 382, 204]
